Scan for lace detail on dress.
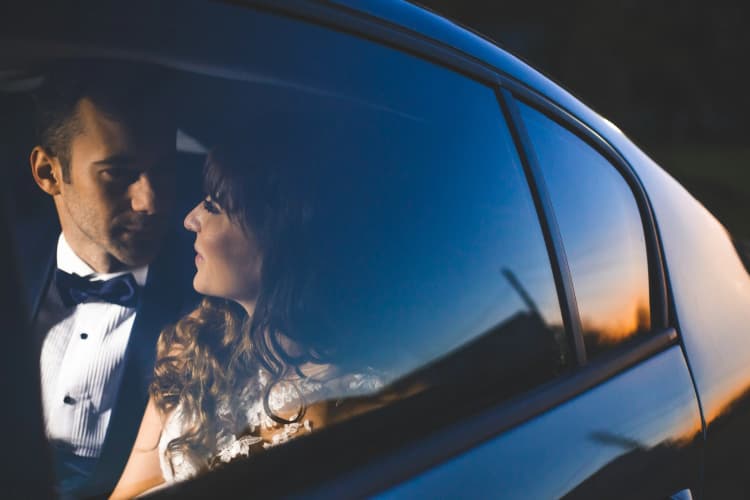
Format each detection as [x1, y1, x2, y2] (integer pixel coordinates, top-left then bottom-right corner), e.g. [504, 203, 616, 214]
[214, 434, 264, 464]
[159, 368, 383, 483]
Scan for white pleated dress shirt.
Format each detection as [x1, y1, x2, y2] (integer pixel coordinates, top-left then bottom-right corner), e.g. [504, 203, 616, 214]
[38, 234, 148, 458]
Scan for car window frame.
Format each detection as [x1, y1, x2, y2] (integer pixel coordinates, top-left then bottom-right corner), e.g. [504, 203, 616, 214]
[501, 87, 672, 360]
[235, 0, 673, 354]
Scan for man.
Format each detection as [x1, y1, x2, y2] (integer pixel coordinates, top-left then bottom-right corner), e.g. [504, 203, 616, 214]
[26, 61, 195, 498]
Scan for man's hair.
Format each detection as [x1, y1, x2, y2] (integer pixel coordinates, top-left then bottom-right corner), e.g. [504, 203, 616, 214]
[34, 60, 175, 182]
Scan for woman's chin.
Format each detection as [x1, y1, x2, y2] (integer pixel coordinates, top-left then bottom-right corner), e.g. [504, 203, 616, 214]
[192, 280, 231, 302]
[192, 275, 208, 295]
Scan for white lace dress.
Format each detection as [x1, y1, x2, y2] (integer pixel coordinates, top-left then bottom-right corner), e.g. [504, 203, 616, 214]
[158, 368, 382, 483]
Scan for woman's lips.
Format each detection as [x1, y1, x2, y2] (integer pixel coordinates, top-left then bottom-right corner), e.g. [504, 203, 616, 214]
[194, 249, 204, 265]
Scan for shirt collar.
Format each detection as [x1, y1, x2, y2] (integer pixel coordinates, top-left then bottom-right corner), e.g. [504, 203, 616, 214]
[56, 233, 149, 287]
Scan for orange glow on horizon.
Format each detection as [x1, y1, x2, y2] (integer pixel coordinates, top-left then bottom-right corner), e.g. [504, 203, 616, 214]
[581, 296, 650, 343]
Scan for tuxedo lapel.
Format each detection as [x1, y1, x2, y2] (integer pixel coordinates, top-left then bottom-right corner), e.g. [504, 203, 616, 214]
[30, 249, 55, 324]
[17, 217, 58, 326]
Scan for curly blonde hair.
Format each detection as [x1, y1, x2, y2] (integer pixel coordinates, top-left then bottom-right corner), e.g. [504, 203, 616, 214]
[151, 297, 255, 472]
[149, 146, 320, 473]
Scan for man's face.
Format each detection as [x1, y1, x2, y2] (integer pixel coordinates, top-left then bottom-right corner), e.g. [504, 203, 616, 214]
[55, 98, 176, 271]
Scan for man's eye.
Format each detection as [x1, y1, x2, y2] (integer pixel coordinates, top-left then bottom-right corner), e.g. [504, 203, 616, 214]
[202, 198, 221, 214]
[102, 168, 137, 183]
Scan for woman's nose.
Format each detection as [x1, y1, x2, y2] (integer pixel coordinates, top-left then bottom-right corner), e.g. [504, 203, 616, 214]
[184, 204, 200, 232]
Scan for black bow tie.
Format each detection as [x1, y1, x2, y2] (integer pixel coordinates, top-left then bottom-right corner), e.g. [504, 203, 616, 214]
[55, 269, 140, 308]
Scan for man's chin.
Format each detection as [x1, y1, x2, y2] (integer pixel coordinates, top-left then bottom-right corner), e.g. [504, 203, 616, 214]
[112, 245, 161, 268]
[111, 230, 166, 266]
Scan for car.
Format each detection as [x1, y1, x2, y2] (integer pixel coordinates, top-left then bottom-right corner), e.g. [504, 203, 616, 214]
[2, 1, 750, 498]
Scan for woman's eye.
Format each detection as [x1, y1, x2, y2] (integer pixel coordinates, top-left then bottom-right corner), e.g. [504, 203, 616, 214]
[202, 198, 220, 214]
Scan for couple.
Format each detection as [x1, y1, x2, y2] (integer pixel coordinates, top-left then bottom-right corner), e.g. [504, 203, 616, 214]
[27, 63, 378, 498]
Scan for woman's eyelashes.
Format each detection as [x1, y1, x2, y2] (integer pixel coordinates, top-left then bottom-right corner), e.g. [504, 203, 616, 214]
[202, 197, 221, 214]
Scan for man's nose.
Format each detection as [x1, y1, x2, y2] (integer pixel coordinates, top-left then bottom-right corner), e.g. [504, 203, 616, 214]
[130, 173, 158, 214]
[184, 204, 200, 232]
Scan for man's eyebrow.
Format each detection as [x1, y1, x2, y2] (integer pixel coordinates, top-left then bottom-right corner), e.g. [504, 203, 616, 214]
[92, 154, 137, 167]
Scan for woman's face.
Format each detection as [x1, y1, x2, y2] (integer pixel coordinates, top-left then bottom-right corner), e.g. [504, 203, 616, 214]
[184, 196, 263, 307]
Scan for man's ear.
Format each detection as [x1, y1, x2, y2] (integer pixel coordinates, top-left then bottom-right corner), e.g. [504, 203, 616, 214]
[30, 146, 63, 196]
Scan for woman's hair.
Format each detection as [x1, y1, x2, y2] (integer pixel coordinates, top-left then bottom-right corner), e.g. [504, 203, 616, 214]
[150, 145, 323, 472]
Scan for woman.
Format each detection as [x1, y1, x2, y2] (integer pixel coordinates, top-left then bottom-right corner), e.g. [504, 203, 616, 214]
[110, 147, 381, 498]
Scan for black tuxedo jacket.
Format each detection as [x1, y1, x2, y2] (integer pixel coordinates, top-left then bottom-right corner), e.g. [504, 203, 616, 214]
[22, 219, 197, 499]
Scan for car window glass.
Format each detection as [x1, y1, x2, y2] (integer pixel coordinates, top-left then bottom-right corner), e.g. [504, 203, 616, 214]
[4, 3, 570, 488]
[516, 100, 651, 357]
[167, 37, 571, 417]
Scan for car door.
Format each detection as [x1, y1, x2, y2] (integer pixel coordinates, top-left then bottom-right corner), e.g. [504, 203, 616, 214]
[376, 92, 704, 499]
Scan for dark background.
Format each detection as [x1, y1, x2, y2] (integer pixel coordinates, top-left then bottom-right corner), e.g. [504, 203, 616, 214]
[418, 1, 750, 242]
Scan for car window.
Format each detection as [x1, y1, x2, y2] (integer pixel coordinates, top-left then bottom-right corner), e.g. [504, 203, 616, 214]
[515, 100, 651, 358]
[4, 3, 572, 490]
[166, 34, 569, 427]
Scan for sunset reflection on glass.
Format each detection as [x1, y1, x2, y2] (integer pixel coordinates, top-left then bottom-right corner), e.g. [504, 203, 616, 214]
[517, 101, 651, 356]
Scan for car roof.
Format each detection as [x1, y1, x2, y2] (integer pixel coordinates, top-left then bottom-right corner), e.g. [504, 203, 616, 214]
[323, 0, 628, 142]
[320, 1, 702, 223]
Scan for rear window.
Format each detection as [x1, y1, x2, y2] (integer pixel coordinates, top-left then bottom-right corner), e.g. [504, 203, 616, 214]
[516, 100, 652, 357]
